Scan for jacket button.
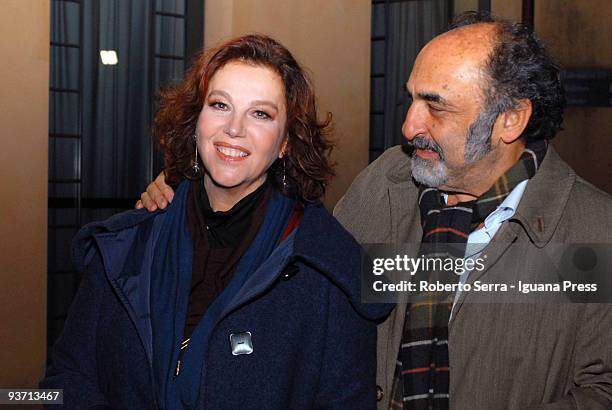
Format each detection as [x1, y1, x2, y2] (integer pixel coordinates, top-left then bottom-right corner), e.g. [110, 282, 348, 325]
[376, 385, 384, 402]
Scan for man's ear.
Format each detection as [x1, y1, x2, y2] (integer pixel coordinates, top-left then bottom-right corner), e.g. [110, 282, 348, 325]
[498, 99, 533, 144]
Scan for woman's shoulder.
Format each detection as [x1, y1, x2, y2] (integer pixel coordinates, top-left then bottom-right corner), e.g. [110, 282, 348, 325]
[72, 208, 163, 273]
[295, 202, 393, 321]
[76, 180, 190, 240]
[299, 201, 360, 253]
[74, 208, 162, 248]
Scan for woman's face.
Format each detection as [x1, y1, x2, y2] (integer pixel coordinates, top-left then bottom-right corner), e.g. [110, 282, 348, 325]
[196, 61, 287, 202]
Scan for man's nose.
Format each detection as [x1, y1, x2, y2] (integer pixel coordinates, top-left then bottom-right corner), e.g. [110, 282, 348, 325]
[224, 113, 246, 138]
[402, 102, 427, 141]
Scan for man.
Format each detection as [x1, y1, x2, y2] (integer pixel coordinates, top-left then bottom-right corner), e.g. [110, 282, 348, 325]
[138, 13, 612, 409]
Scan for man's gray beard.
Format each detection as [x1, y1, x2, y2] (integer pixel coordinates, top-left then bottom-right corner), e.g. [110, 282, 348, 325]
[411, 155, 448, 187]
[410, 107, 497, 188]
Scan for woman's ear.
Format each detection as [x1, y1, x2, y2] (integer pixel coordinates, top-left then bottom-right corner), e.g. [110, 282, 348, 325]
[279, 138, 289, 158]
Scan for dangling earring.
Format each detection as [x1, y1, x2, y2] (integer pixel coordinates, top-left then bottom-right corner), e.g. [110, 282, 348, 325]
[282, 156, 289, 190]
[192, 134, 200, 174]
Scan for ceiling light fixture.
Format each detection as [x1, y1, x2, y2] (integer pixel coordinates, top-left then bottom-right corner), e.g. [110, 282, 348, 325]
[99, 50, 118, 65]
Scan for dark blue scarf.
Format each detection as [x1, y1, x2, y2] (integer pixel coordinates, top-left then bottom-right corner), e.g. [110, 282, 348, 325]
[150, 181, 295, 408]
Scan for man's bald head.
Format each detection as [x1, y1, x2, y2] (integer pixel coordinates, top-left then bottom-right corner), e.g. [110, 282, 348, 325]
[414, 22, 500, 107]
[426, 21, 499, 63]
[443, 12, 565, 142]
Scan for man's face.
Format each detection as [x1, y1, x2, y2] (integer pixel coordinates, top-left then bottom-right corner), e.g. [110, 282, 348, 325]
[402, 29, 498, 191]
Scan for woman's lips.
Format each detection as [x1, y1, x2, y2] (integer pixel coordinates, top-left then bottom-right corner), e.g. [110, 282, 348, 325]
[214, 142, 250, 161]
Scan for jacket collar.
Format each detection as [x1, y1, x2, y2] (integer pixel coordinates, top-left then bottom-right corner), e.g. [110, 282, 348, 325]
[511, 146, 575, 246]
[385, 145, 415, 184]
[383, 145, 575, 247]
[71, 208, 162, 275]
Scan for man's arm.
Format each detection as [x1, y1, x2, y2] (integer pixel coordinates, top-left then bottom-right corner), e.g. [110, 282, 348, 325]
[135, 171, 175, 211]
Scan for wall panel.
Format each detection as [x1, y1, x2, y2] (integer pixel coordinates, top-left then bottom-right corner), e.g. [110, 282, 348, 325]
[0, 0, 49, 387]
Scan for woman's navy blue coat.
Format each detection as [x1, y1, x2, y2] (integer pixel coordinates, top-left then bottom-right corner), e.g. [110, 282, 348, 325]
[40, 192, 391, 409]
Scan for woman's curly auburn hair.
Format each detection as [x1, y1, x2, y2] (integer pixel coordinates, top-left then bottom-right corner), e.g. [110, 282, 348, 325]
[153, 34, 334, 201]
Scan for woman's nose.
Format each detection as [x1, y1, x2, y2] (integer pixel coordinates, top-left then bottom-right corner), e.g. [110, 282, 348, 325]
[224, 114, 245, 138]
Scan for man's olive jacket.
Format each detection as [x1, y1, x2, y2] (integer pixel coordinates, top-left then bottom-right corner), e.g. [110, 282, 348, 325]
[334, 146, 612, 409]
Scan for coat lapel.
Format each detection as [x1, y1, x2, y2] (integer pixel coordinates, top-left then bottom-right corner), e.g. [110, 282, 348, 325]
[448, 224, 518, 325]
[449, 147, 576, 324]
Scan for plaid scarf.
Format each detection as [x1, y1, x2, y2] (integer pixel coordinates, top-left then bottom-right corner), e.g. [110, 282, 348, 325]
[389, 140, 547, 409]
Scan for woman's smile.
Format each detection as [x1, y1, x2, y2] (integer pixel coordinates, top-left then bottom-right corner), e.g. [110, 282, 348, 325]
[214, 142, 250, 160]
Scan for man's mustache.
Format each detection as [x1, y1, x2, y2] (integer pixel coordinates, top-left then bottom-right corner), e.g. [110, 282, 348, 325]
[407, 136, 445, 160]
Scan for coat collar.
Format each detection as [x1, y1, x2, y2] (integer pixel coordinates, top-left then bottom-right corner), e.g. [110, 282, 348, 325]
[385, 145, 415, 184]
[511, 146, 575, 246]
[71, 207, 162, 274]
[382, 145, 575, 247]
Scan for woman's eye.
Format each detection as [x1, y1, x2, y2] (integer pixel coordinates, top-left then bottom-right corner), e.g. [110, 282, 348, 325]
[210, 101, 228, 110]
[253, 110, 271, 120]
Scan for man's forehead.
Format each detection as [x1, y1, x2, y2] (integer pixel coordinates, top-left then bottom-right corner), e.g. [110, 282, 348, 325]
[407, 24, 496, 95]
[407, 53, 483, 95]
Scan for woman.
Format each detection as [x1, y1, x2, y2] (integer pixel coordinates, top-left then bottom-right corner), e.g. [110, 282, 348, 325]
[41, 34, 388, 409]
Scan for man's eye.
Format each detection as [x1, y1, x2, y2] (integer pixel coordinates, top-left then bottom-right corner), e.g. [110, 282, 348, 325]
[429, 104, 443, 112]
[253, 110, 271, 120]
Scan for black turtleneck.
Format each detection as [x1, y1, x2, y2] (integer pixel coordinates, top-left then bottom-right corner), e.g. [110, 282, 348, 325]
[183, 178, 271, 341]
[199, 178, 269, 248]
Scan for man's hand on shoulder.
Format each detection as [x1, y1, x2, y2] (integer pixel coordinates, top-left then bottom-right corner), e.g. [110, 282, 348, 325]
[135, 171, 175, 211]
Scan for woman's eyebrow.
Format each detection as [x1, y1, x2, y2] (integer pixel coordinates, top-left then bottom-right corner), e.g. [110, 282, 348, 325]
[207, 89, 231, 99]
[251, 100, 279, 111]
